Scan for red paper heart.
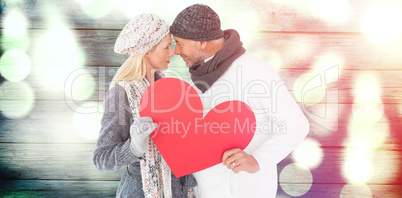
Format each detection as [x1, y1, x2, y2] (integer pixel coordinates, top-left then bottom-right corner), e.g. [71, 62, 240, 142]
[140, 78, 255, 177]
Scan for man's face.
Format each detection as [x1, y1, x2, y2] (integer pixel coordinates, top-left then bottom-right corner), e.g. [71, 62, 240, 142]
[173, 36, 207, 67]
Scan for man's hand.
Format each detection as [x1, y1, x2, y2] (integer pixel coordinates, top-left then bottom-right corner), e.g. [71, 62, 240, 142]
[222, 148, 260, 174]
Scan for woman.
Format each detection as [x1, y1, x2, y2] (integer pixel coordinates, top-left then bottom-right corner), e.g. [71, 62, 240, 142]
[93, 14, 197, 198]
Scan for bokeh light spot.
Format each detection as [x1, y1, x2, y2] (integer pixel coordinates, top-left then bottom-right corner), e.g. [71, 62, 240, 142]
[217, 4, 261, 49]
[307, 0, 351, 24]
[1, 8, 30, 51]
[270, 0, 303, 5]
[32, 5, 86, 93]
[292, 138, 323, 169]
[344, 71, 389, 185]
[279, 163, 313, 197]
[251, 49, 283, 71]
[371, 149, 401, 184]
[293, 72, 326, 104]
[2, 8, 28, 37]
[70, 70, 96, 101]
[116, 0, 152, 19]
[307, 103, 339, 136]
[73, 102, 104, 141]
[0, 81, 35, 119]
[351, 103, 383, 124]
[353, 72, 382, 103]
[0, 49, 32, 82]
[151, 0, 198, 25]
[352, 72, 383, 123]
[284, 38, 316, 62]
[342, 145, 374, 184]
[340, 184, 372, 198]
[76, 0, 113, 19]
[312, 54, 343, 77]
[226, 9, 261, 49]
[347, 116, 389, 149]
[1, 32, 30, 52]
[362, 3, 402, 43]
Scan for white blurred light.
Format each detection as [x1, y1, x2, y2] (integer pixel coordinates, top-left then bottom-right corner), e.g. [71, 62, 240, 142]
[352, 72, 383, 123]
[347, 116, 389, 149]
[116, 0, 153, 19]
[65, 69, 96, 101]
[279, 163, 313, 196]
[1, 8, 30, 52]
[343, 71, 389, 185]
[307, 0, 351, 24]
[340, 184, 373, 198]
[225, 9, 261, 49]
[351, 103, 384, 125]
[2, 9, 28, 37]
[292, 138, 323, 169]
[353, 72, 382, 103]
[73, 102, 104, 141]
[0, 81, 35, 119]
[371, 149, 401, 184]
[153, 0, 198, 24]
[293, 72, 327, 104]
[252, 49, 283, 70]
[362, 3, 402, 43]
[284, 38, 316, 62]
[270, 0, 303, 5]
[33, 25, 85, 90]
[342, 145, 374, 184]
[0, 49, 32, 82]
[32, 5, 86, 93]
[307, 103, 339, 136]
[76, 0, 113, 19]
[312, 54, 344, 77]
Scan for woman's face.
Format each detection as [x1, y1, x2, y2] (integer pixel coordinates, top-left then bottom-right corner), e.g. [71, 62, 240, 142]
[146, 33, 174, 71]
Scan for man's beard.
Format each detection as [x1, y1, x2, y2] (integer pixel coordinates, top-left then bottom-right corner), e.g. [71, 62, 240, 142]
[183, 49, 208, 68]
[186, 57, 205, 68]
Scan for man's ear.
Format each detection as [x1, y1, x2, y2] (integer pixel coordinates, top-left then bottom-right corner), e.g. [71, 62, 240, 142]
[195, 41, 208, 50]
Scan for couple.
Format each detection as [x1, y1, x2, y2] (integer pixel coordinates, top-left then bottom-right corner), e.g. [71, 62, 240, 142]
[93, 4, 309, 198]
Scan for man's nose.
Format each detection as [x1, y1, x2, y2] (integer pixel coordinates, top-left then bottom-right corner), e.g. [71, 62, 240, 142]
[174, 46, 181, 55]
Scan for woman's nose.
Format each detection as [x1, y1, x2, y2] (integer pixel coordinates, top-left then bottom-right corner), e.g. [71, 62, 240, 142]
[169, 46, 174, 57]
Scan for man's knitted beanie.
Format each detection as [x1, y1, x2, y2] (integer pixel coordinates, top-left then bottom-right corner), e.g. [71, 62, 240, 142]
[170, 4, 224, 41]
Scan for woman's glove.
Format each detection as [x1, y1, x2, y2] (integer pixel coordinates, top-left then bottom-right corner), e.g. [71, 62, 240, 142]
[129, 117, 158, 157]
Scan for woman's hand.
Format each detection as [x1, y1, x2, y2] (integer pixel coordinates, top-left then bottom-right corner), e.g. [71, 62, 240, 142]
[129, 117, 158, 157]
[222, 148, 260, 174]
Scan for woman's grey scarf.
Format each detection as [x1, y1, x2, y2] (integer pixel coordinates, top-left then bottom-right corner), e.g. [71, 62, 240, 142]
[189, 29, 246, 93]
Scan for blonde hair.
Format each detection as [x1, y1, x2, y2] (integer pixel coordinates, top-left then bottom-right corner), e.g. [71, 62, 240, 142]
[109, 46, 156, 90]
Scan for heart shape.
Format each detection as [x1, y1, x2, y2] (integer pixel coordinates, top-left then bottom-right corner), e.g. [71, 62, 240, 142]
[140, 78, 255, 177]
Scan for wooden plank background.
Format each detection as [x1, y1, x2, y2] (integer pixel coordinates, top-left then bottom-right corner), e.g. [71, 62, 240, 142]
[1, 0, 402, 197]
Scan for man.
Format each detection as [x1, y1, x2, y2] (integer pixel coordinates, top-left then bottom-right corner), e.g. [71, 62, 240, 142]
[170, 4, 310, 198]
